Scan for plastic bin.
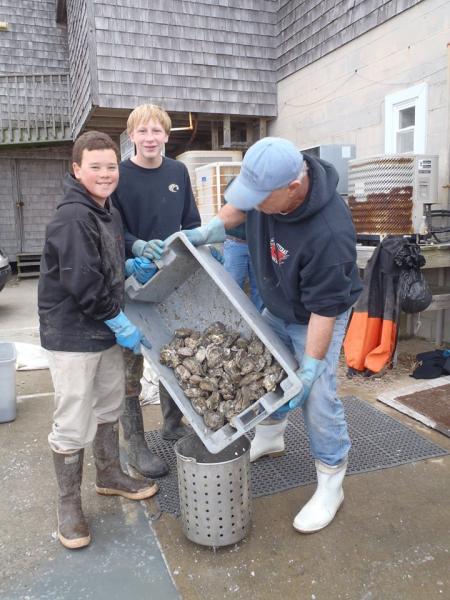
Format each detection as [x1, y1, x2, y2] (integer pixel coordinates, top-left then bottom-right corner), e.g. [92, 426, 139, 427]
[175, 433, 251, 547]
[0, 342, 17, 423]
[125, 232, 302, 454]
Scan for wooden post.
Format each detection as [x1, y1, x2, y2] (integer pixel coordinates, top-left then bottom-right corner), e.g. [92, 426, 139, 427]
[258, 118, 267, 140]
[223, 115, 231, 148]
[211, 122, 219, 150]
[246, 123, 254, 147]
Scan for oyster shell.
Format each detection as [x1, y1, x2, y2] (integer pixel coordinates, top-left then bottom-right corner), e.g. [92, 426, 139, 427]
[182, 357, 204, 376]
[205, 344, 223, 369]
[240, 357, 257, 375]
[174, 364, 191, 383]
[184, 336, 201, 350]
[248, 336, 264, 355]
[184, 387, 206, 399]
[199, 378, 218, 392]
[174, 328, 194, 338]
[195, 347, 207, 363]
[159, 346, 181, 368]
[177, 346, 194, 357]
[203, 410, 225, 431]
[205, 321, 227, 335]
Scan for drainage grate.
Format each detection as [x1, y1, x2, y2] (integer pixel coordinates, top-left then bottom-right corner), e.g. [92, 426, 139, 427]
[144, 396, 449, 517]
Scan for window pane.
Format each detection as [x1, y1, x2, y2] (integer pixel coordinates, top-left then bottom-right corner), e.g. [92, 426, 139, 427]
[397, 129, 414, 153]
[399, 106, 415, 129]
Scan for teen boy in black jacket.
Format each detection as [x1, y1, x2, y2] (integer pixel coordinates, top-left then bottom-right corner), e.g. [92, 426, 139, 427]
[39, 131, 158, 549]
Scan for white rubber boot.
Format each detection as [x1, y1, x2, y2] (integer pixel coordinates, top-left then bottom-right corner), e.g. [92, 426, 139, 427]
[293, 459, 347, 533]
[250, 419, 288, 462]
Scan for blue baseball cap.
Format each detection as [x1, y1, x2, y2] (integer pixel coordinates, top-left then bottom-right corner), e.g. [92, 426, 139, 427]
[224, 137, 303, 211]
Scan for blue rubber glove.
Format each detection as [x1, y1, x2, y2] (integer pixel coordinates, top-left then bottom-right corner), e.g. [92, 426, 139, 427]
[209, 246, 224, 264]
[271, 354, 326, 419]
[125, 257, 158, 284]
[132, 238, 165, 260]
[183, 216, 226, 246]
[104, 310, 152, 354]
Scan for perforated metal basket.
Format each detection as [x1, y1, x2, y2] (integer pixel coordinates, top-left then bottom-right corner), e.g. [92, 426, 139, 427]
[175, 434, 252, 547]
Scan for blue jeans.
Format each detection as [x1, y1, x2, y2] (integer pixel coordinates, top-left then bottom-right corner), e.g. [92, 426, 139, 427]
[223, 238, 264, 311]
[262, 309, 351, 467]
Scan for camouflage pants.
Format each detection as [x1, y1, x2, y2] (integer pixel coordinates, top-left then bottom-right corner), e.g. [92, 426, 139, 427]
[122, 348, 172, 407]
[123, 348, 144, 399]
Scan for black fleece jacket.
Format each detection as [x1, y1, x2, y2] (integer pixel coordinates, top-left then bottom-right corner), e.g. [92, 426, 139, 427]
[38, 174, 125, 352]
[112, 157, 201, 257]
[246, 154, 362, 324]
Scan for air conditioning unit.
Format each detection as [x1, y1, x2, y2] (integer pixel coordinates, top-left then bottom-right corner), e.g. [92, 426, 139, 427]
[176, 150, 242, 201]
[301, 144, 355, 195]
[347, 154, 439, 237]
[195, 162, 242, 224]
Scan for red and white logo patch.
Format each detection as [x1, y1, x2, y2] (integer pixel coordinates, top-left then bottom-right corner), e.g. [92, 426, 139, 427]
[270, 239, 289, 265]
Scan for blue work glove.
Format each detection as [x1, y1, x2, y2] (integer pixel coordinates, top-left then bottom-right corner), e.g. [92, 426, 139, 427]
[209, 246, 224, 264]
[132, 238, 165, 260]
[271, 354, 326, 419]
[182, 216, 226, 246]
[104, 310, 152, 354]
[125, 257, 158, 284]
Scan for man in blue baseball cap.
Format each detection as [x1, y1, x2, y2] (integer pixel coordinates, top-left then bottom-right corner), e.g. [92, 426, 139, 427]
[182, 136, 362, 534]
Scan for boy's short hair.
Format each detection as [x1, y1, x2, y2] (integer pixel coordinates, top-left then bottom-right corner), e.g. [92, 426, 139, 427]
[72, 131, 120, 166]
[127, 104, 172, 135]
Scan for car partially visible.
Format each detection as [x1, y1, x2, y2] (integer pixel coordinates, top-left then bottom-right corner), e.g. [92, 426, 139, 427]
[0, 246, 11, 292]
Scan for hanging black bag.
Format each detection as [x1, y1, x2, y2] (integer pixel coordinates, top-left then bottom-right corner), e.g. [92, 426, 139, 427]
[397, 247, 432, 314]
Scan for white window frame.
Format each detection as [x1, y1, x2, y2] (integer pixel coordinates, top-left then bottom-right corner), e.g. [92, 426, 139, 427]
[384, 83, 427, 154]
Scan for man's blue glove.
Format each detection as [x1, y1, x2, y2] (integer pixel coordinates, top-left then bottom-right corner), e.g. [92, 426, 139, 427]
[271, 354, 326, 419]
[182, 216, 226, 246]
[132, 238, 165, 260]
[209, 247, 224, 264]
[125, 257, 158, 284]
[104, 310, 152, 354]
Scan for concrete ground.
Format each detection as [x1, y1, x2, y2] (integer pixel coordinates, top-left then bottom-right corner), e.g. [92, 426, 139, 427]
[1, 278, 449, 600]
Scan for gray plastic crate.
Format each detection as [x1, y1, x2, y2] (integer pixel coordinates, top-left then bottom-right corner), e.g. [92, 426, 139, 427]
[125, 232, 302, 454]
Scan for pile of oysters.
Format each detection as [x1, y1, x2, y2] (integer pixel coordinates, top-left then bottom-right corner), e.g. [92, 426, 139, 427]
[159, 321, 285, 431]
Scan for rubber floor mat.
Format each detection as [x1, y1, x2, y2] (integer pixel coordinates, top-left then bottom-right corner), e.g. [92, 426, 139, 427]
[144, 395, 449, 516]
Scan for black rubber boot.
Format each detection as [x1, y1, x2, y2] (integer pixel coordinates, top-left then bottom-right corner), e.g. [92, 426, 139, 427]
[93, 422, 159, 500]
[52, 449, 91, 549]
[159, 382, 193, 441]
[121, 397, 169, 477]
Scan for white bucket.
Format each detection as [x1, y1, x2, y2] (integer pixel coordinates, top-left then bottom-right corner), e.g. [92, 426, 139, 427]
[0, 342, 17, 423]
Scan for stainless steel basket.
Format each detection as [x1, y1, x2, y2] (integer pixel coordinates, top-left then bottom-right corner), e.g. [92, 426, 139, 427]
[175, 434, 252, 547]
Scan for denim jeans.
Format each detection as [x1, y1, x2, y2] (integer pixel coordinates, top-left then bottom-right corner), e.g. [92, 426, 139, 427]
[223, 238, 264, 311]
[262, 309, 351, 467]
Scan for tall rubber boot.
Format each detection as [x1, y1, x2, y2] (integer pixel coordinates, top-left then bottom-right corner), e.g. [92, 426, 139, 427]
[293, 459, 347, 533]
[159, 383, 193, 441]
[93, 422, 159, 500]
[52, 449, 91, 549]
[250, 418, 288, 462]
[121, 397, 168, 477]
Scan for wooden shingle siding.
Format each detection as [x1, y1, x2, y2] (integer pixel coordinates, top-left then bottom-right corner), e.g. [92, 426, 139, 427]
[91, 0, 278, 117]
[276, 0, 425, 80]
[66, 0, 98, 137]
[0, 0, 69, 73]
[0, 2, 71, 143]
[0, 146, 71, 259]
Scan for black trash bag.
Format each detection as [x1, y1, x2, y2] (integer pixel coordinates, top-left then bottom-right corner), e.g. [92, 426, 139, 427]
[398, 267, 432, 313]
